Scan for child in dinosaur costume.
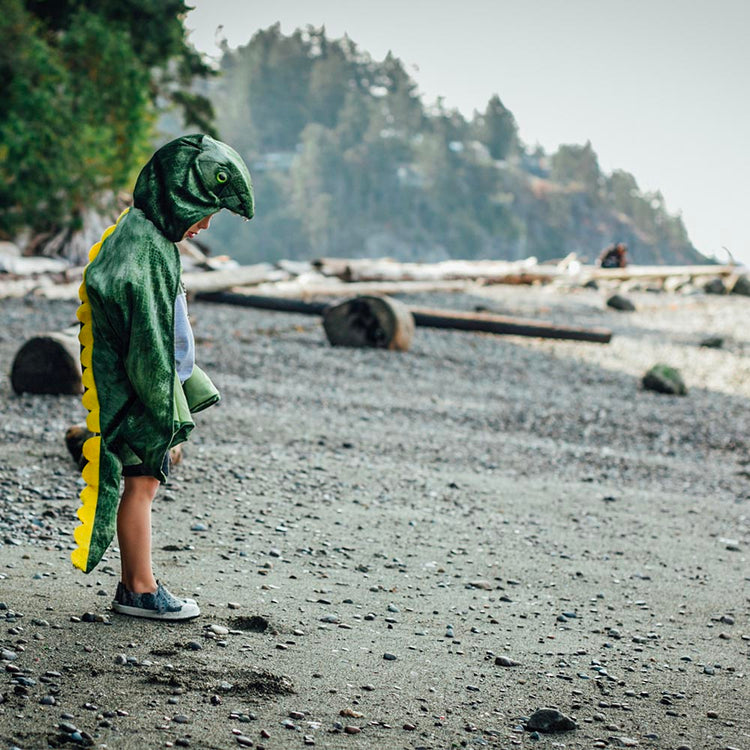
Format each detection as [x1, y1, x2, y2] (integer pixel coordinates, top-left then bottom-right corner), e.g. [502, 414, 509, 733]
[73, 134, 254, 620]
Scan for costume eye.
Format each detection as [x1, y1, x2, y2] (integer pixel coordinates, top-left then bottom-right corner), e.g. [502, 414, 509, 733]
[216, 171, 228, 184]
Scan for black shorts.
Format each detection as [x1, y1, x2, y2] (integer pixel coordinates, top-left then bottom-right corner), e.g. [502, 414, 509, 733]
[122, 452, 170, 480]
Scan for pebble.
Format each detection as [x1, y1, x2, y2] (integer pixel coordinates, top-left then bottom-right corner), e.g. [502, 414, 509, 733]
[209, 624, 229, 636]
[468, 580, 493, 590]
[235, 736, 253, 747]
[383, 652, 397, 661]
[495, 656, 519, 667]
[339, 708, 363, 718]
[526, 709, 577, 733]
[344, 725, 361, 734]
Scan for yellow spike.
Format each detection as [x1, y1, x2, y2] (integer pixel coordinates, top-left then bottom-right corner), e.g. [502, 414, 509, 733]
[76, 305, 91, 324]
[79, 483, 98, 507]
[73, 523, 91, 547]
[71, 545, 88, 571]
[88, 241, 102, 262]
[78, 323, 93, 348]
[82, 461, 99, 487]
[79, 280, 88, 303]
[81, 367, 95, 390]
[77, 498, 96, 525]
[82, 386, 98, 411]
[80, 345, 92, 369]
[82, 436, 101, 462]
[85, 409, 100, 433]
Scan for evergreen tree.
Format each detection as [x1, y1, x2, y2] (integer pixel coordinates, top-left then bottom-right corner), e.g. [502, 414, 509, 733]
[476, 94, 518, 160]
[0, 0, 214, 237]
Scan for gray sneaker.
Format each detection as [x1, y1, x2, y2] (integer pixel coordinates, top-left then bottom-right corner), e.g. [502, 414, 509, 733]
[112, 581, 200, 620]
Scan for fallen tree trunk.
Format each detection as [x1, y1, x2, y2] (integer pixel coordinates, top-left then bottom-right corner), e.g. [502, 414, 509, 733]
[196, 291, 328, 315]
[11, 327, 82, 395]
[243, 276, 474, 298]
[312, 256, 553, 283]
[586, 264, 736, 281]
[323, 295, 414, 350]
[182, 263, 288, 294]
[410, 307, 611, 343]
[195, 291, 612, 344]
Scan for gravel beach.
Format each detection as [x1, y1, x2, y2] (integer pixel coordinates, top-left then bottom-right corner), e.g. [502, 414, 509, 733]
[0, 283, 748, 750]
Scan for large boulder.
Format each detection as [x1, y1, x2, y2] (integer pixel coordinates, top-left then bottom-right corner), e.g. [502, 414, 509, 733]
[730, 275, 750, 296]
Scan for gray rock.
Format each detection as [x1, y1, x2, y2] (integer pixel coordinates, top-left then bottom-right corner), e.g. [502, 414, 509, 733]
[526, 708, 577, 733]
[730, 274, 750, 296]
[704, 277, 726, 294]
[642, 364, 687, 395]
[700, 336, 724, 348]
[495, 656, 520, 667]
[606, 294, 636, 311]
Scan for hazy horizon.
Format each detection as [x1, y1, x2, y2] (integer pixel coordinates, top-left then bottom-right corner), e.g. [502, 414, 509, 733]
[187, 0, 749, 267]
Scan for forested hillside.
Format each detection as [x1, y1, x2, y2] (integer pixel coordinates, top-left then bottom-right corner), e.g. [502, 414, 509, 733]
[1, 9, 706, 268]
[206, 24, 706, 266]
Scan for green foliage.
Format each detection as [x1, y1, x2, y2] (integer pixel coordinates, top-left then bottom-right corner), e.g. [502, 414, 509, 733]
[210, 26, 701, 265]
[550, 141, 601, 190]
[208, 26, 704, 266]
[0, 0, 213, 237]
[475, 94, 518, 160]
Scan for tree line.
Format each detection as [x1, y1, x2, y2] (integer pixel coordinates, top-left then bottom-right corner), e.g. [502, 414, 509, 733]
[0, 10, 705, 266]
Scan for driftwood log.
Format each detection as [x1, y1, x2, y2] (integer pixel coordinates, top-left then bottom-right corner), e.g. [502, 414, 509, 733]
[11, 327, 82, 395]
[195, 291, 612, 344]
[322, 295, 414, 350]
[409, 307, 611, 343]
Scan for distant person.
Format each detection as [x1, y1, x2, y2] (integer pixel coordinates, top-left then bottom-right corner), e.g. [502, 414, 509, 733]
[598, 242, 628, 268]
[73, 135, 254, 620]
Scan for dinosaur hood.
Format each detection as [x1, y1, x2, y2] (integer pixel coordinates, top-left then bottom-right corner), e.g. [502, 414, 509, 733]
[133, 134, 254, 242]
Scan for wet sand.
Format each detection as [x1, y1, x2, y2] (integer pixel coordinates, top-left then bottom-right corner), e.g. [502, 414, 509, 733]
[0, 284, 748, 749]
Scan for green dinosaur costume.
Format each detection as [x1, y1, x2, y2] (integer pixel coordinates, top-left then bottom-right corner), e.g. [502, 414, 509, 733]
[72, 134, 254, 574]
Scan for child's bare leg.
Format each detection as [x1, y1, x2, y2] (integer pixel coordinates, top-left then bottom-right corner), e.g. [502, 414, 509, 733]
[117, 475, 159, 593]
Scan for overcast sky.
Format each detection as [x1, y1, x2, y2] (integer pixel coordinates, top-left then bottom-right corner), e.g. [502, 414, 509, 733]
[186, 0, 749, 267]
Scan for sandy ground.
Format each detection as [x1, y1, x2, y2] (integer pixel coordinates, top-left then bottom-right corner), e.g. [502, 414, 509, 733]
[0, 283, 748, 750]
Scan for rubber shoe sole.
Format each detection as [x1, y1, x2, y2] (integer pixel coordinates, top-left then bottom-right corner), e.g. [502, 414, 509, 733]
[112, 599, 200, 620]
